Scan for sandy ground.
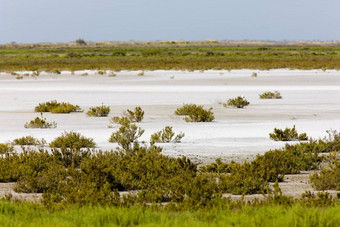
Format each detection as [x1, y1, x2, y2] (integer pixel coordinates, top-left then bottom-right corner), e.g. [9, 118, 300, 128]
[0, 69, 340, 200]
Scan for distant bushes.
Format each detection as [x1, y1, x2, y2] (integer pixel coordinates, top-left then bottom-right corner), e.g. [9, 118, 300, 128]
[86, 104, 110, 117]
[223, 96, 250, 108]
[24, 113, 57, 128]
[0, 143, 13, 154]
[12, 136, 46, 146]
[150, 126, 185, 144]
[259, 91, 282, 99]
[34, 100, 81, 114]
[175, 104, 214, 122]
[49, 131, 96, 149]
[269, 125, 308, 141]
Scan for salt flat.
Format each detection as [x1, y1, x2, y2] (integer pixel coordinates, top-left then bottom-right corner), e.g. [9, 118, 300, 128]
[1, 69, 340, 164]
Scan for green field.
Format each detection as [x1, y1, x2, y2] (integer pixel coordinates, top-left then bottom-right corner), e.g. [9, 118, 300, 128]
[1, 42, 340, 71]
[1, 201, 340, 227]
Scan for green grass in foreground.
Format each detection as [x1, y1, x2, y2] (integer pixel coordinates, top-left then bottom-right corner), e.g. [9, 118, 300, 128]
[0, 201, 339, 227]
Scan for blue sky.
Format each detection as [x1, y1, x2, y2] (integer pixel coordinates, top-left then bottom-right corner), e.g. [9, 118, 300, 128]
[0, 0, 339, 44]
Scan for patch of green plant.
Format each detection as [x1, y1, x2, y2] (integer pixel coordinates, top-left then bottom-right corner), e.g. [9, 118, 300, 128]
[224, 96, 250, 108]
[174, 104, 199, 116]
[111, 106, 144, 123]
[310, 155, 340, 190]
[49, 131, 96, 150]
[12, 136, 46, 146]
[108, 72, 116, 77]
[137, 71, 144, 76]
[175, 104, 214, 122]
[269, 125, 308, 141]
[86, 104, 110, 117]
[97, 70, 106, 75]
[34, 100, 81, 113]
[24, 113, 57, 128]
[0, 143, 14, 154]
[150, 126, 185, 144]
[259, 91, 282, 99]
[108, 117, 145, 151]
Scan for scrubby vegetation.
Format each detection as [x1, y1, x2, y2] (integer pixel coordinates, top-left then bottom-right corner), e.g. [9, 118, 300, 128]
[12, 136, 46, 146]
[24, 113, 57, 128]
[175, 104, 214, 122]
[311, 154, 340, 190]
[269, 125, 308, 141]
[150, 126, 185, 144]
[224, 96, 250, 108]
[49, 131, 96, 149]
[86, 104, 110, 117]
[259, 91, 282, 99]
[0, 143, 13, 154]
[108, 117, 145, 151]
[111, 106, 144, 123]
[1, 42, 340, 72]
[34, 100, 81, 114]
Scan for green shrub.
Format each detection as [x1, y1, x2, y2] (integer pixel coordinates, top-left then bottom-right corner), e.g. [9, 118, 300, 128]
[75, 38, 86, 45]
[185, 107, 214, 122]
[12, 136, 46, 146]
[112, 106, 144, 123]
[137, 71, 144, 76]
[24, 113, 57, 128]
[224, 96, 250, 108]
[108, 72, 116, 77]
[310, 156, 340, 190]
[175, 104, 199, 116]
[269, 125, 308, 141]
[86, 104, 110, 117]
[150, 126, 185, 144]
[252, 72, 257, 77]
[0, 144, 14, 154]
[49, 131, 96, 149]
[81, 72, 88, 76]
[97, 70, 106, 75]
[259, 91, 282, 99]
[109, 117, 145, 151]
[15, 75, 23, 80]
[34, 100, 81, 113]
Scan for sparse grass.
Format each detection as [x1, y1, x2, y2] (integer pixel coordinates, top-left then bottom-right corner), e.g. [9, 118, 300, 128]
[24, 113, 57, 128]
[86, 104, 110, 117]
[259, 91, 282, 99]
[49, 131, 96, 149]
[12, 136, 46, 146]
[34, 100, 81, 114]
[224, 96, 250, 108]
[150, 126, 185, 144]
[269, 125, 308, 141]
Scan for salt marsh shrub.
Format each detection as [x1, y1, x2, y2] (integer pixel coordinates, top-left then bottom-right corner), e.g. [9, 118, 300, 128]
[310, 156, 340, 190]
[150, 126, 185, 144]
[112, 107, 144, 123]
[86, 104, 110, 117]
[97, 70, 106, 75]
[252, 72, 257, 77]
[224, 96, 250, 108]
[137, 71, 144, 76]
[49, 131, 96, 149]
[109, 117, 145, 151]
[12, 136, 46, 146]
[81, 72, 88, 76]
[34, 100, 81, 113]
[175, 104, 214, 122]
[259, 91, 282, 99]
[0, 144, 14, 154]
[269, 125, 308, 141]
[108, 72, 116, 77]
[24, 113, 57, 128]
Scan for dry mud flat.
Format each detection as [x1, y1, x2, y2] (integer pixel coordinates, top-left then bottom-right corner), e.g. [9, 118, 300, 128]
[0, 69, 340, 200]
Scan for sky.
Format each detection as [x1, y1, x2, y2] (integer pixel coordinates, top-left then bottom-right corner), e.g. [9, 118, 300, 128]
[0, 0, 339, 44]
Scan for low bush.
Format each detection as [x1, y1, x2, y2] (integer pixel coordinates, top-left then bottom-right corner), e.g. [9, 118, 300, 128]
[224, 96, 250, 108]
[109, 117, 145, 151]
[49, 131, 96, 150]
[97, 70, 106, 75]
[86, 104, 110, 117]
[12, 136, 46, 146]
[310, 156, 340, 190]
[269, 125, 308, 141]
[259, 91, 282, 99]
[175, 104, 214, 122]
[111, 106, 144, 123]
[108, 72, 116, 77]
[137, 71, 144, 76]
[81, 72, 88, 76]
[0, 143, 14, 154]
[150, 126, 185, 144]
[34, 100, 81, 113]
[24, 113, 57, 128]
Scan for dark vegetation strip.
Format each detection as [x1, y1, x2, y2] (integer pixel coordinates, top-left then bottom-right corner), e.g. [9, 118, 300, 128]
[1, 43, 340, 71]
